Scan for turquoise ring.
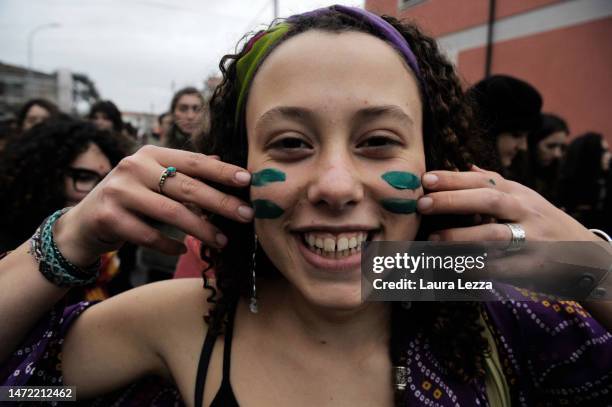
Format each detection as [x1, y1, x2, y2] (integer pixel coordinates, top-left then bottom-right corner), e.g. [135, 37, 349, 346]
[158, 166, 177, 194]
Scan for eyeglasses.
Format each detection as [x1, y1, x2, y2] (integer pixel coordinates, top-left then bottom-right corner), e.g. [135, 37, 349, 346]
[66, 167, 107, 193]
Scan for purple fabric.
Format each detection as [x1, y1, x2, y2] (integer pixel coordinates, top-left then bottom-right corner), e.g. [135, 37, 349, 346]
[1, 301, 182, 406]
[2, 289, 611, 406]
[288, 5, 426, 93]
[483, 287, 612, 406]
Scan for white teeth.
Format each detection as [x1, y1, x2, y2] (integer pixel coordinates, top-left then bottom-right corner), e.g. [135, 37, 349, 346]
[307, 234, 315, 247]
[315, 237, 324, 249]
[337, 237, 349, 251]
[303, 231, 373, 255]
[323, 238, 335, 252]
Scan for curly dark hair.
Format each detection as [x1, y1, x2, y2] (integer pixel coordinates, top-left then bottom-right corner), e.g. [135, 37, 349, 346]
[197, 9, 490, 402]
[0, 119, 127, 252]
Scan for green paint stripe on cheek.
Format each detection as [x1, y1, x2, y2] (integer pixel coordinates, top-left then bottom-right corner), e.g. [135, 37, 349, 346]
[251, 169, 286, 186]
[252, 199, 285, 218]
[381, 171, 420, 190]
[380, 198, 417, 214]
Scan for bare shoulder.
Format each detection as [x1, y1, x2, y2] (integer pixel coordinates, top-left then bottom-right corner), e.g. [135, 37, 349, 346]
[62, 278, 211, 396]
[82, 278, 211, 337]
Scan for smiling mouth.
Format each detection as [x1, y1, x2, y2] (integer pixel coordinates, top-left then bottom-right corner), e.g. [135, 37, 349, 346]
[297, 231, 375, 259]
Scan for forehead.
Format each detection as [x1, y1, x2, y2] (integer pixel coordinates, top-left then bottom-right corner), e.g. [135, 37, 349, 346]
[177, 94, 202, 106]
[71, 143, 112, 172]
[28, 104, 49, 115]
[246, 30, 422, 125]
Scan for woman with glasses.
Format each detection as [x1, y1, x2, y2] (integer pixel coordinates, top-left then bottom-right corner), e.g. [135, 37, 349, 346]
[0, 119, 130, 301]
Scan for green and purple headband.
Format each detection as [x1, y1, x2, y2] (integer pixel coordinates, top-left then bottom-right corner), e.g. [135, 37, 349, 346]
[234, 4, 425, 127]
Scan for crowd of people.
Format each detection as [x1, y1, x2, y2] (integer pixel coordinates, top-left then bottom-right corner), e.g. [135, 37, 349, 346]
[0, 4, 610, 406]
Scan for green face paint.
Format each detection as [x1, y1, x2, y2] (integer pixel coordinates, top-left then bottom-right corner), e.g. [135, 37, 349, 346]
[252, 199, 284, 218]
[251, 168, 286, 186]
[380, 198, 417, 214]
[381, 171, 420, 190]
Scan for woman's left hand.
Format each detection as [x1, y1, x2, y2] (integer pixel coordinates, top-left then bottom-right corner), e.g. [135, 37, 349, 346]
[416, 165, 599, 242]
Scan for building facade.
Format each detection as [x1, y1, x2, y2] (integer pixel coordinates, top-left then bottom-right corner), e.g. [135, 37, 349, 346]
[0, 61, 101, 118]
[365, 0, 612, 143]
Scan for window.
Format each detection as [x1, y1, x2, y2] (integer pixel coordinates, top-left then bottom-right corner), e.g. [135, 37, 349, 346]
[398, 0, 427, 10]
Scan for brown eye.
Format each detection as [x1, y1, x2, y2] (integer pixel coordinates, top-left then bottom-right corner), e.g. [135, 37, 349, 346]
[358, 136, 402, 148]
[270, 137, 312, 150]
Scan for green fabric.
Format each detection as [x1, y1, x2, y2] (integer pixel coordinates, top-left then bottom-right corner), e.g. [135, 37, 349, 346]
[235, 23, 291, 126]
[480, 313, 512, 407]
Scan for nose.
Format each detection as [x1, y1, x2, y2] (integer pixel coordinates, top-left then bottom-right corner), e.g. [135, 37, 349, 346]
[307, 152, 364, 212]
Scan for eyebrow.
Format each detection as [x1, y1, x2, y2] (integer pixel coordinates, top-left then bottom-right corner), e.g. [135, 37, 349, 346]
[255, 104, 414, 132]
[255, 106, 316, 132]
[352, 105, 414, 128]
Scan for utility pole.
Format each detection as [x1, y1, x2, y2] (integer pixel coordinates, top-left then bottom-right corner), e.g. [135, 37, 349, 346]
[273, 0, 278, 19]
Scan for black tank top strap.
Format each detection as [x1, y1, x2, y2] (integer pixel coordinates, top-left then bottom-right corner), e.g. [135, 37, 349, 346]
[194, 302, 240, 407]
[221, 304, 236, 379]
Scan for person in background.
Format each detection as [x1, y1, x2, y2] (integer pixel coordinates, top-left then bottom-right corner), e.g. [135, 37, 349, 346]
[467, 75, 542, 179]
[16, 98, 59, 133]
[155, 111, 173, 145]
[0, 119, 132, 301]
[163, 86, 205, 151]
[88, 100, 123, 133]
[519, 113, 569, 204]
[558, 132, 612, 232]
[88, 100, 137, 153]
[136, 88, 206, 284]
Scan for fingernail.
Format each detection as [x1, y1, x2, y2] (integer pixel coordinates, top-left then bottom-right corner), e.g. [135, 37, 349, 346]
[234, 171, 251, 184]
[215, 233, 228, 247]
[429, 234, 440, 241]
[237, 205, 254, 220]
[417, 197, 433, 211]
[422, 173, 438, 186]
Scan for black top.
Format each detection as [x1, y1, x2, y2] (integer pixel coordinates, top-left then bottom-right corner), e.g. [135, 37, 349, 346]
[194, 305, 240, 407]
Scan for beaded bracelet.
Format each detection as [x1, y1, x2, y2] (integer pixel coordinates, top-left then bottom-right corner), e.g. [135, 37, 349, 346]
[30, 208, 100, 287]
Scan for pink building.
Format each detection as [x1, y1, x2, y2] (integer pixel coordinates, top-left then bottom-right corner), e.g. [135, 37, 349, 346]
[365, 0, 612, 143]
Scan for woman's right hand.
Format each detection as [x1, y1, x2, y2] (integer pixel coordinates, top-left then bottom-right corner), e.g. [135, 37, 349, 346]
[53, 145, 253, 267]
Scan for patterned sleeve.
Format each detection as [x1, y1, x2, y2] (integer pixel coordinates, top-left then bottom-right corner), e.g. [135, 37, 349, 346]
[1, 301, 183, 406]
[484, 286, 612, 406]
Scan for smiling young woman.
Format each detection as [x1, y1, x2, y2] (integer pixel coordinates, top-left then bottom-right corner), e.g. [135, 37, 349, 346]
[1, 5, 611, 407]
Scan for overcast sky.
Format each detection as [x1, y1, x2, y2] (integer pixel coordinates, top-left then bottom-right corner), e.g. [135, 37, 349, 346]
[0, 0, 363, 114]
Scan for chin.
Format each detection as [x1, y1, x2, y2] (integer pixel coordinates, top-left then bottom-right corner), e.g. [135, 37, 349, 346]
[300, 283, 366, 311]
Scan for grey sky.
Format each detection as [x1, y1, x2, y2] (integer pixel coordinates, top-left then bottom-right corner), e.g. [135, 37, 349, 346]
[0, 0, 363, 114]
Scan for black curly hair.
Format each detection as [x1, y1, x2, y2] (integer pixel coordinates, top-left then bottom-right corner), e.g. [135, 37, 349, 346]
[197, 9, 490, 404]
[0, 119, 127, 252]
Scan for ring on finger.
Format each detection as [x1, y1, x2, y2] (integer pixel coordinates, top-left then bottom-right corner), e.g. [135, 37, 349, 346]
[158, 166, 177, 194]
[504, 223, 526, 252]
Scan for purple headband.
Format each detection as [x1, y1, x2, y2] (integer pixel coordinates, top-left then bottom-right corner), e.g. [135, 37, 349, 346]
[288, 5, 425, 92]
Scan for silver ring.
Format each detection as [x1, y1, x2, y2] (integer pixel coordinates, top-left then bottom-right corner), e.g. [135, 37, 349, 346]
[158, 166, 177, 194]
[504, 223, 526, 252]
